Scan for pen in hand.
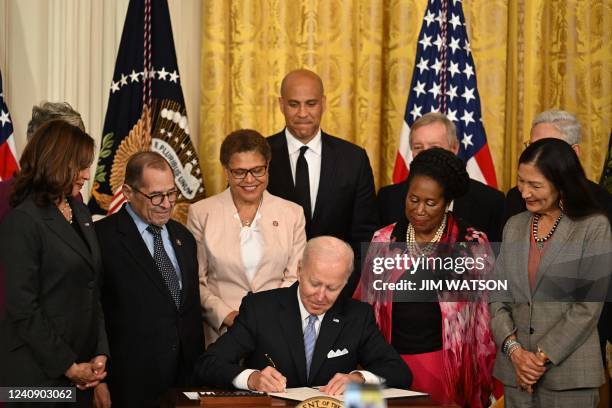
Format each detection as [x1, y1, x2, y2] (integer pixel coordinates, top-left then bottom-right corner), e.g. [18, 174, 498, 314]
[264, 353, 276, 368]
[252, 354, 285, 393]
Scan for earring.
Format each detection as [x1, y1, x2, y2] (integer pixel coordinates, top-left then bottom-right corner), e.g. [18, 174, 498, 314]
[559, 199, 565, 213]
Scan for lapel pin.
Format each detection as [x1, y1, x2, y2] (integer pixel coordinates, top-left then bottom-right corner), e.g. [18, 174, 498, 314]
[332, 318, 339, 323]
[176, 239, 182, 246]
[84, 222, 90, 227]
[273, 221, 279, 227]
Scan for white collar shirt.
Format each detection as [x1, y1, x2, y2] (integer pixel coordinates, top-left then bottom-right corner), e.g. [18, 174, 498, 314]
[285, 128, 322, 217]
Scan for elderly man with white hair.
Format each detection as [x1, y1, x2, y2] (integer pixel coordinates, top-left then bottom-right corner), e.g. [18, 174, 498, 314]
[194, 236, 412, 396]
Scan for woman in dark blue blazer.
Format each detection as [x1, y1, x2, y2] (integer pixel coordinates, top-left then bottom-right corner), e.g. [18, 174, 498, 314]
[0, 120, 108, 406]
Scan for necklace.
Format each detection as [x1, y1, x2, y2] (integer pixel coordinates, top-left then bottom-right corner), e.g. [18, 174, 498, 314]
[59, 197, 73, 224]
[237, 197, 263, 228]
[406, 213, 447, 255]
[532, 212, 563, 249]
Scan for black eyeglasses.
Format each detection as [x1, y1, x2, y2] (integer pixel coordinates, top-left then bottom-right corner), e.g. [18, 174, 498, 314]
[228, 165, 268, 180]
[131, 187, 178, 206]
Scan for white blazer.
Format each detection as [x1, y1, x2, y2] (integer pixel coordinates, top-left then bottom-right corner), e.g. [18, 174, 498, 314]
[187, 188, 306, 345]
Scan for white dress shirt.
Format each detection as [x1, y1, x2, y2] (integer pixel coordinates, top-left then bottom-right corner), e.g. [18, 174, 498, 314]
[232, 288, 382, 390]
[234, 211, 263, 284]
[125, 203, 182, 289]
[285, 128, 322, 218]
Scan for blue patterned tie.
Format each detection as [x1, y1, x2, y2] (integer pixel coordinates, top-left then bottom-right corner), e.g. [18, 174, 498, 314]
[147, 225, 182, 308]
[304, 314, 318, 379]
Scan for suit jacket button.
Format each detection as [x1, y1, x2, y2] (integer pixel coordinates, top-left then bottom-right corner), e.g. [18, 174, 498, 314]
[529, 327, 534, 334]
[88, 281, 95, 289]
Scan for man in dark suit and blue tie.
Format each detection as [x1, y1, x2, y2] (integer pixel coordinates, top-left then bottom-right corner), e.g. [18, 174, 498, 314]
[194, 236, 412, 396]
[93, 152, 203, 407]
[267, 70, 378, 295]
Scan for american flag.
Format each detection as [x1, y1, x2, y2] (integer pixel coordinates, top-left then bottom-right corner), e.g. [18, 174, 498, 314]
[0, 71, 19, 181]
[392, 0, 497, 188]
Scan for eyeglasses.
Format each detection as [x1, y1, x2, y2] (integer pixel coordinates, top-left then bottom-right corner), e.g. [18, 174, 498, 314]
[131, 187, 178, 206]
[228, 165, 268, 180]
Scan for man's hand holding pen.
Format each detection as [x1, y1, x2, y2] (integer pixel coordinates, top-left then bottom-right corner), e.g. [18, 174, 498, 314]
[247, 366, 287, 392]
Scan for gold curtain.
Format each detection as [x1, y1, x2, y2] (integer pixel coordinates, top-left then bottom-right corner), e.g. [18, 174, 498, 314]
[199, 0, 611, 196]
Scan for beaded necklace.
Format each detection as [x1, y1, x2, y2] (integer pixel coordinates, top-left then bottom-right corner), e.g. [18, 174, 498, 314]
[532, 212, 563, 249]
[59, 197, 73, 224]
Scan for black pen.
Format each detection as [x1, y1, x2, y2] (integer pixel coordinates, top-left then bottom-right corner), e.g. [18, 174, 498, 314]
[264, 353, 276, 368]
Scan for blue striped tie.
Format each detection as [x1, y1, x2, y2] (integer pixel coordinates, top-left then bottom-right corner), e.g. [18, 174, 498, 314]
[304, 314, 318, 379]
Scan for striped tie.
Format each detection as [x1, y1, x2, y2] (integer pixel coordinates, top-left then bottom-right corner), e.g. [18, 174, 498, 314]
[304, 314, 318, 379]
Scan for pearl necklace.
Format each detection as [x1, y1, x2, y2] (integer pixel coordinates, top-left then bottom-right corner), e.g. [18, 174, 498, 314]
[532, 212, 563, 249]
[59, 198, 73, 224]
[406, 213, 447, 255]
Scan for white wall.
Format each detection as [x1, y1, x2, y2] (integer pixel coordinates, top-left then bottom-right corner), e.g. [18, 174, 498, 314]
[0, 0, 201, 200]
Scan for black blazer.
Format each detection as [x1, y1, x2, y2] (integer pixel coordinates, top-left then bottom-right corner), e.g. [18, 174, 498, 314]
[195, 283, 412, 389]
[377, 178, 505, 242]
[0, 197, 108, 390]
[95, 207, 203, 407]
[267, 130, 378, 246]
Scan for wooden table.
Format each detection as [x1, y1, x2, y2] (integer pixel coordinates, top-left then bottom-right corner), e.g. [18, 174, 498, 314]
[169, 389, 459, 408]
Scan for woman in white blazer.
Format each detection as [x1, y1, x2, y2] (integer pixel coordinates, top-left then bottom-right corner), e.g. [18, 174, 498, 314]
[187, 129, 306, 345]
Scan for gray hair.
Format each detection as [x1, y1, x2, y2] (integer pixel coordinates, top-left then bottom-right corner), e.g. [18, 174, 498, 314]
[531, 109, 581, 145]
[409, 112, 458, 149]
[27, 101, 85, 141]
[302, 236, 354, 278]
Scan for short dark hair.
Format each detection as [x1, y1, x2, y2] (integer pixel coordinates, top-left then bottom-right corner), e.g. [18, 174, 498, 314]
[11, 120, 94, 207]
[124, 151, 172, 189]
[407, 147, 470, 203]
[519, 138, 600, 219]
[219, 129, 271, 166]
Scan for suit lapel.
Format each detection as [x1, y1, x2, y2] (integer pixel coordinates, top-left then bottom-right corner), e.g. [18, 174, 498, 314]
[219, 189, 251, 288]
[70, 198, 100, 269]
[269, 132, 296, 201]
[312, 133, 337, 223]
[41, 204, 94, 271]
[166, 221, 190, 310]
[503, 214, 532, 301]
[250, 191, 273, 289]
[453, 190, 471, 220]
[533, 216, 574, 294]
[308, 298, 345, 383]
[116, 207, 175, 304]
[278, 284, 308, 385]
[510, 215, 531, 301]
